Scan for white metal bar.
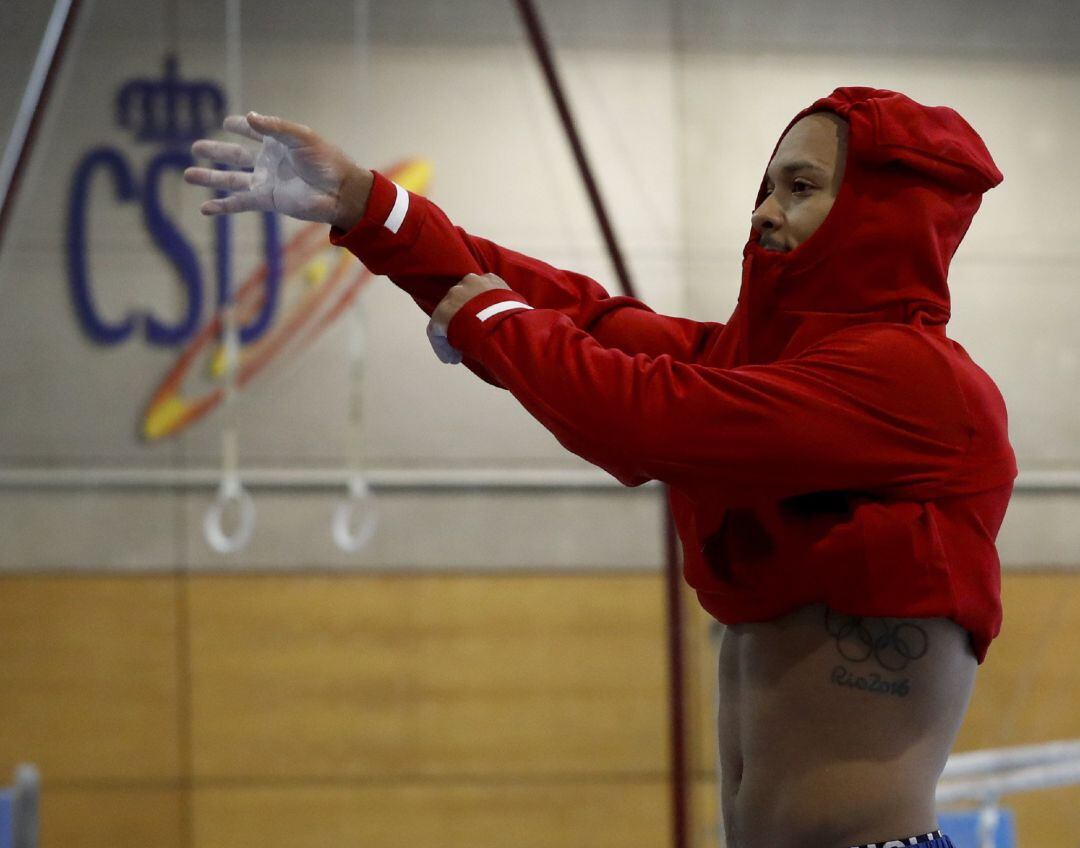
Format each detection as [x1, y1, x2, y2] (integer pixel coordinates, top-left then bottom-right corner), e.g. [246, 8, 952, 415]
[0, 466, 650, 491]
[1015, 469, 1080, 490]
[0, 467, 1070, 491]
[942, 739, 1080, 779]
[936, 758, 1080, 805]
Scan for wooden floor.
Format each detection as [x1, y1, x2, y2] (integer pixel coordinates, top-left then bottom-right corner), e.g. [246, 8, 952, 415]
[0, 571, 1076, 847]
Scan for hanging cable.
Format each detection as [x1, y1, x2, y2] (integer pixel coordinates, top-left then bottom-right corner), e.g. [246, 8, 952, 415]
[513, 0, 636, 300]
[512, 6, 688, 848]
[332, 291, 377, 552]
[204, 0, 255, 554]
[332, 0, 377, 553]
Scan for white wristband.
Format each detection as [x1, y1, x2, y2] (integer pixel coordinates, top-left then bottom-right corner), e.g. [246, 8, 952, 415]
[383, 181, 409, 234]
[476, 301, 533, 322]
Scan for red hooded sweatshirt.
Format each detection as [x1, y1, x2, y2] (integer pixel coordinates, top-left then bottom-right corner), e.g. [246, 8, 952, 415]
[330, 87, 1018, 663]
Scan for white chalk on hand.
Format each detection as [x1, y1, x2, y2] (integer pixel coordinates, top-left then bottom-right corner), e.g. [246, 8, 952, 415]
[426, 321, 463, 364]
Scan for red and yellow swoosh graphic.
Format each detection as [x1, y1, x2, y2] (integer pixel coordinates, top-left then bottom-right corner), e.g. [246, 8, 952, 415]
[142, 158, 432, 441]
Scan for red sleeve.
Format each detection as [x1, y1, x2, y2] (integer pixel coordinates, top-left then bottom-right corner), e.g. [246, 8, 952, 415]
[445, 298, 974, 497]
[328, 170, 724, 386]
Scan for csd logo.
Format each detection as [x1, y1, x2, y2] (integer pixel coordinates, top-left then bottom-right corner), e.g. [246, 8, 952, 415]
[66, 56, 282, 347]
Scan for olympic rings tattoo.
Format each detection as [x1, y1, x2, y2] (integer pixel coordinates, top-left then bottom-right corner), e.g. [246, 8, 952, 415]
[824, 609, 929, 671]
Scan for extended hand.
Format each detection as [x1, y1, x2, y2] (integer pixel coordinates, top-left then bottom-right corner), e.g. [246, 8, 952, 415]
[427, 273, 512, 364]
[183, 112, 372, 229]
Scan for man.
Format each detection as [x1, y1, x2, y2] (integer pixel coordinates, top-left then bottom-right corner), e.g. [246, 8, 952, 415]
[184, 86, 1017, 848]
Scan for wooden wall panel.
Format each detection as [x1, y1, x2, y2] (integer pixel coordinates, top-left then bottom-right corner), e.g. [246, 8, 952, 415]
[691, 778, 722, 848]
[685, 585, 721, 780]
[42, 788, 184, 848]
[952, 573, 1080, 846]
[0, 576, 181, 782]
[3, 570, 1075, 848]
[192, 781, 669, 848]
[1002, 785, 1080, 848]
[955, 573, 1080, 748]
[187, 574, 669, 780]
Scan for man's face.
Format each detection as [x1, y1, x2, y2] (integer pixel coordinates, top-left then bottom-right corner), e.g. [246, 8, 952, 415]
[751, 113, 849, 253]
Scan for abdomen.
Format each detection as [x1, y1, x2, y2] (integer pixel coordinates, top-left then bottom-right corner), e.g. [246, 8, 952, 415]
[720, 603, 976, 848]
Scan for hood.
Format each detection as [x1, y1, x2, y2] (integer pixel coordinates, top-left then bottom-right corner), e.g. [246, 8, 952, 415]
[735, 86, 1003, 365]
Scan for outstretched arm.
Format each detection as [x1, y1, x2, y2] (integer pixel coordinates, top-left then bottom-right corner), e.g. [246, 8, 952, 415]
[184, 113, 725, 381]
[438, 290, 975, 496]
[332, 168, 724, 368]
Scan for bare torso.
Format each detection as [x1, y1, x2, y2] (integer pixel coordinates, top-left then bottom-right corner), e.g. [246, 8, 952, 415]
[717, 603, 976, 848]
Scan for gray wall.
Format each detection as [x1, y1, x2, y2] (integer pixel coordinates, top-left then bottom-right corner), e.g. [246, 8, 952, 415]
[0, 0, 1075, 569]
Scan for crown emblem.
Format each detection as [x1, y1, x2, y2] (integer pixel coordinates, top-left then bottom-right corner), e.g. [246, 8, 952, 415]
[116, 55, 226, 145]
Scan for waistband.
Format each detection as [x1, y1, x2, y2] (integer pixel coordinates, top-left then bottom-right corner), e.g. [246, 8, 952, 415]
[851, 830, 952, 848]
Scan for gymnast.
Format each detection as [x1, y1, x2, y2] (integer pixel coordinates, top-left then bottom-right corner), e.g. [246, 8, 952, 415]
[184, 86, 1018, 848]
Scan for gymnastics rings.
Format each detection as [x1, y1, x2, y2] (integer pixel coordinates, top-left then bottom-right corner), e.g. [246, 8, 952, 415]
[203, 474, 256, 554]
[332, 475, 378, 553]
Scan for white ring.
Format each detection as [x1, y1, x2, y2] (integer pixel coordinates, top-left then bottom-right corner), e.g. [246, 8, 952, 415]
[203, 480, 256, 554]
[332, 476, 378, 552]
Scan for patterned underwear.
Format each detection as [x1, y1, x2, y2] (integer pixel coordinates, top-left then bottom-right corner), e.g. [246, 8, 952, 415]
[850, 830, 953, 848]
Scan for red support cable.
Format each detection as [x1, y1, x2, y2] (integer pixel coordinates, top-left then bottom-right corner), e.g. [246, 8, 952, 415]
[513, 0, 638, 302]
[664, 501, 690, 848]
[512, 4, 690, 847]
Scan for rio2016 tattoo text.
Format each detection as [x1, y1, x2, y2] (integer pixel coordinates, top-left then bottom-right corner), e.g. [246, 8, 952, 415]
[824, 610, 929, 698]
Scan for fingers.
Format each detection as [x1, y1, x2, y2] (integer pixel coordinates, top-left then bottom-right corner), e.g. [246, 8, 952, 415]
[245, 111, 316, 149]
[198, 191, 270, 216]
[222, 113, 264, 142]
[191, 139, 255, 169]
[183, 167, 254, 192]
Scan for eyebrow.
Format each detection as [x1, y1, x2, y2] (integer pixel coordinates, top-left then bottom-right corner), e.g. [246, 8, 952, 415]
[766, 160, 828, 182]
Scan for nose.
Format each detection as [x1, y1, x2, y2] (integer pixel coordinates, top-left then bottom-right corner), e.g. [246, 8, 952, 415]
[751, 194, 784, 236]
